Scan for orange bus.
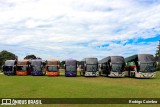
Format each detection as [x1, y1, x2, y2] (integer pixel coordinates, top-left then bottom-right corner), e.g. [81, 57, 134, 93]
[46, 59, 60, 76]
[16, 60, 30, 76]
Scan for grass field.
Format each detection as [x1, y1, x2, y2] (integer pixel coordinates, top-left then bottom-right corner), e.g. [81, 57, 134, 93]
[0, 70, 160, 107]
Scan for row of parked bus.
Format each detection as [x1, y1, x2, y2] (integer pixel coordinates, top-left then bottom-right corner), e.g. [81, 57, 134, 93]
[2, 54, 157, 78]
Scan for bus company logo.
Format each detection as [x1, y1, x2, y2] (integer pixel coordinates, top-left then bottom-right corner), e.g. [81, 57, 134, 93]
[1, 99, 42, 105]
[1, 99, 15, 105]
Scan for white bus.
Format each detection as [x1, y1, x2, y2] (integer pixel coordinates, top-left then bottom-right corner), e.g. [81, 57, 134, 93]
[125, 54, 156, 78]
[80, 58, 99, 77]
[99, 56, 125, 77]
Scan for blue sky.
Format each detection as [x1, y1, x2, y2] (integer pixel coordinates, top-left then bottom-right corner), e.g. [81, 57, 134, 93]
[0, 0, 159, 60]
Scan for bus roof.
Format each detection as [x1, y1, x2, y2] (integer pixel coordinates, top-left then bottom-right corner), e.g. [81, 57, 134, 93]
[47, 59, 59, 62]
[125, 54, 155, 62]
[65, 59, 76, 62]
[46, 59, 59, 65]
[65, 59, 77, 66]
[18, 59, 30, 62]
[5, 60, 16, 66]
[99, 56, 124, 64]
[111, 56, 124, 63]
[125, 55, 137, 62]
[138, 54, 155, 62]
[31, 59, 42, 66]
[99, 57, 110, 64]
[17, 60, 30, 65]
[82, 57, 97, 61]
[82, 57, 98, 64]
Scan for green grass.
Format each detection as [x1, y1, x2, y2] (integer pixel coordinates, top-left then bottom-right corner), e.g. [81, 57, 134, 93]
[0, 71, 160, 107]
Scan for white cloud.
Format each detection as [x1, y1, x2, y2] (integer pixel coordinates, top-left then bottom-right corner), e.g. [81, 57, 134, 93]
[0, 0, 159, 60]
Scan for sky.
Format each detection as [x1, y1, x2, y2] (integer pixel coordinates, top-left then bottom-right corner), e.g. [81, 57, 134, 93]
[0, 0, 160, 60]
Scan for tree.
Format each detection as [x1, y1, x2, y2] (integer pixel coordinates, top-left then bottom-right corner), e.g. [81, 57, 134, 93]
[60, 61, 65, 69]
[155, 40, 160, 70]
[0, 50, 17, 70]
[36, 57, 42, 59]
[24, 55, 37, 59]
[77, 61, 82, 66]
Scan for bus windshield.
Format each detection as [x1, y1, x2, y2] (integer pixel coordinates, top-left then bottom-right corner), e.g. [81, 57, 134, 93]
[32, 66, 42, 72]
[47, 66, 58, 72]
[3, 66, 13, 71]
[112, 63, 123, 72]
[17, 66, 27, 72]
[139, 63, 156, 72]
[66, 65, 76, 72]
[86, 64, 97, 72]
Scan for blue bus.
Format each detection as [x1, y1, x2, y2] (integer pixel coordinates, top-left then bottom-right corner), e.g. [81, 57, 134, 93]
[65, 59, 77, 77]
[30, 59, 44, 76]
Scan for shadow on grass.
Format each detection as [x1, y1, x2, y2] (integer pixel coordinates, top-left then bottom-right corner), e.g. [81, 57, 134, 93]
[134, 77, 159, 80]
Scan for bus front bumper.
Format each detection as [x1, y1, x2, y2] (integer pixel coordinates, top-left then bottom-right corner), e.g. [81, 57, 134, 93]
[65, 72, 77, 77]
[108, 72, 125, 77]
[47, 71, 59, 76]
[31, 71, 43, 76]
[84, 72, 99, 77]
[16, 71, 28, 76]
[4, 71, 15, 76]
[135, 72, 156, 78]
